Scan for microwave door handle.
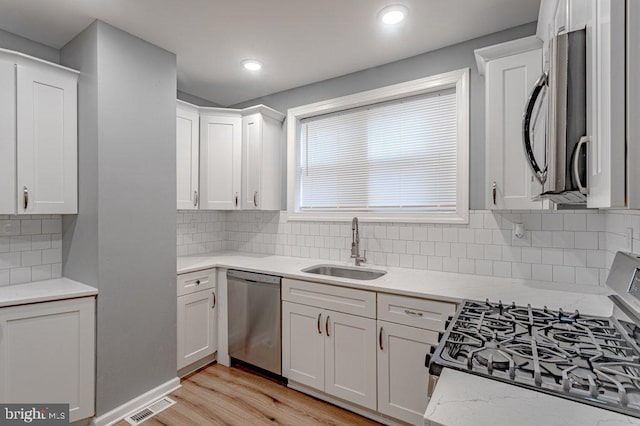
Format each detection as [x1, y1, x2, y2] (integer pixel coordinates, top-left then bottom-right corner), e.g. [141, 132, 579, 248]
[573, 136, 590, 195]
[522, 72, 549, 185]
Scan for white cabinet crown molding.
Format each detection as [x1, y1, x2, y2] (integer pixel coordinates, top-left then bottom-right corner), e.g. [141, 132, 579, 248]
[0, 48, 79, 74]
[474, 35, 543, 75]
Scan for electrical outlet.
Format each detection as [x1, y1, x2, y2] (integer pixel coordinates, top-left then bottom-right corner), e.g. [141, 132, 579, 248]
[627, 227, 634, 252]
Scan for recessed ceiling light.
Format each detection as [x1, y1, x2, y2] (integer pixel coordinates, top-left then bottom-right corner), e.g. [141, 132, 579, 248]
[242, 59, 262, 71]
[379, 4, 408, 25]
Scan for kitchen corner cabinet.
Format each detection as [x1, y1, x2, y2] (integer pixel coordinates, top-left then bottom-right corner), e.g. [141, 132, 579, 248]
[199, 110, 242, 210]
[176, 101, 200, 210]
[476, 37, 546, 210]
[176, 103, 284, 211]
[177, 269, 218, 370]
[241, 106, 285, 211]
[0, 297, 95, 423]
[0, 50, 78, 215]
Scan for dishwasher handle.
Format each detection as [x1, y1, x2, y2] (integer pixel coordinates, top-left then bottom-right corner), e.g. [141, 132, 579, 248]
[227, 269, 281, 285]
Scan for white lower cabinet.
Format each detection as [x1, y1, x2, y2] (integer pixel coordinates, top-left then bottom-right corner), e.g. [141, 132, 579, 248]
[282, 301, 377, 411]
[0, 297, 95, 422]
[377, 320, 438, 424]
[177, 288, 218, 370]
[282, 279, 456, 424]
[282, 301, 325, 390]
[177, 268, 218, 371]
[325, 311, 377, 409]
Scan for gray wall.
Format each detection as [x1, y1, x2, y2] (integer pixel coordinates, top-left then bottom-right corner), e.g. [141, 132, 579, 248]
[0, 27, 59, 63]
[61, 21, 177, 416]
[232, 22, 538, 210]
[177, 89, 221, 107]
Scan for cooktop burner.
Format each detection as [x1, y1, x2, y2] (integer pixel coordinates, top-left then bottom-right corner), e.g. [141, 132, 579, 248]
[428, 299, 640, 418]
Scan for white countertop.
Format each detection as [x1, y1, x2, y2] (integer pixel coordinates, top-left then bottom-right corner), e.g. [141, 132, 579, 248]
[424, 368, 640, 426]
[178, 251, 614, 316]
[0, 278, 98, 308]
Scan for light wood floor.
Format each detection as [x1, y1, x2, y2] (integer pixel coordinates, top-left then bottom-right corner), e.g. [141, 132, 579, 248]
[116, 363, 380, 426]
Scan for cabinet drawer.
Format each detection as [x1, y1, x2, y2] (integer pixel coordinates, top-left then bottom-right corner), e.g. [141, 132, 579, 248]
[377, 293, 456, 331]
[282, 278, 376, 318]
[177, 269, 216, 296]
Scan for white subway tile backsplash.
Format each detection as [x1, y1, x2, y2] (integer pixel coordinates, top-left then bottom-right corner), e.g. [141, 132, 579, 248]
[175, 208, 632, 287]
[0, 215, 62, 285]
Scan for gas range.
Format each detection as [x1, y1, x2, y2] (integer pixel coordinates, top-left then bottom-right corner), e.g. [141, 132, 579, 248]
[427, 252, 640, 419]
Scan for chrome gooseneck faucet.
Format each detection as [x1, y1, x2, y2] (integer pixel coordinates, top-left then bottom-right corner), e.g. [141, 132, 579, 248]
[351, 217, 366, 266]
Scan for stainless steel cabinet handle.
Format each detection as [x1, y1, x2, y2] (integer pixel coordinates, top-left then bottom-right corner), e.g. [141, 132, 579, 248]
[573, 136, 590, 195]
[379, 327, 384, 350]
[317, 313, 322, 335]
[193, 190, 198, 207]
[253, 191, 258, 207]
[23, 186, 29, 210]
[235, 192, 239, 207]
[492, 181, 497, 205]
[325, 315, 330, 337]
[404, 309, 423, 317]
[212, 292, 216, 309]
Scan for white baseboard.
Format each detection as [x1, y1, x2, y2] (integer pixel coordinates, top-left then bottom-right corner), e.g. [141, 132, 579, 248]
[91, 377, 181, 426]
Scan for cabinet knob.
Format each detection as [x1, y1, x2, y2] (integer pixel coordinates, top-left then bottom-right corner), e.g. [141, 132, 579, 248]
[195, 280, 200, 285]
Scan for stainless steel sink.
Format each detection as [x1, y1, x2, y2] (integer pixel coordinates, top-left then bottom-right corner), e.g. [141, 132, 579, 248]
[301, 264, 387, 280]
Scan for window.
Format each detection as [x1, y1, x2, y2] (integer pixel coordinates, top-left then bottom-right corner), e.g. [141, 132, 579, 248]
[287, 69, 469, 223]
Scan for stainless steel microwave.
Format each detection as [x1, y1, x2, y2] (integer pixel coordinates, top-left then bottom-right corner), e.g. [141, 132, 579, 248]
[522, 29, 588, 205]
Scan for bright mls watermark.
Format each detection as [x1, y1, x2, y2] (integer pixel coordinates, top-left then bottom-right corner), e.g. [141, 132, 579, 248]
[0, 404, 68, 425]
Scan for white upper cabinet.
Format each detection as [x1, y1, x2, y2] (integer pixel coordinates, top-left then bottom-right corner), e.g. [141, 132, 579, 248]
[0, 60, 15, 214]
[0, 50, 78, 215]
[585, 0, 626, 208]
[176, 102, 284, 211]
[241, 106, 285, 211]
[476, 36, 546, 210]
[176, 102, 200, 210]
[199, 111, 242, 210]
[17, 63, 78, 214]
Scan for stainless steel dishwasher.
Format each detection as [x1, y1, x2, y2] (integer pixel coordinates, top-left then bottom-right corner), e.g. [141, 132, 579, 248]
[227, 270, 282, 375]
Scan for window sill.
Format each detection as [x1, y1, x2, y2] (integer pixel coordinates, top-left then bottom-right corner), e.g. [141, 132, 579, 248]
[286, 211, 469, 224]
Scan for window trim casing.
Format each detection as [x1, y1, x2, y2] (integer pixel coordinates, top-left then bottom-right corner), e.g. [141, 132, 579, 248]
[287, 68, 470, 224]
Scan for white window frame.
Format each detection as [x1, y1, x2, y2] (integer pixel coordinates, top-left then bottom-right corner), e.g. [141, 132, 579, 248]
[287, 68, 470, 224]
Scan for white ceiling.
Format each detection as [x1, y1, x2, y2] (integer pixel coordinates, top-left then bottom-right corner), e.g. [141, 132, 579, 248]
[0, 0, 540, 106]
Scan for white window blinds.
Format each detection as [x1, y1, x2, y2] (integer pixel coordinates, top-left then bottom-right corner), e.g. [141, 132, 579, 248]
[299, 89, 458, 213]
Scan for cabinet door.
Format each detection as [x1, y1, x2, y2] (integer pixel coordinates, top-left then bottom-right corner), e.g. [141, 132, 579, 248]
[242, 113, 263, 209]
[377, 321, 437, 425]
[176, 104, 199, 210]
[282, 301, 324, 391]
[486, 48, 545, 210]
[0, 297, 95, 423]
[0, 60, 15, 214]
[200, 114, 241, 210]
[177, 289, 217, 370]
[324, 311, 377, 410]
[586, 0, 626, 208]
[16, 64, 77, 214]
